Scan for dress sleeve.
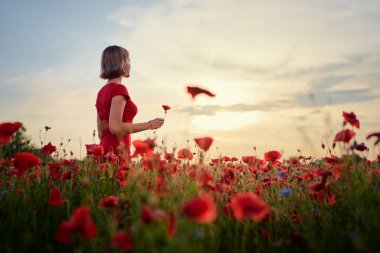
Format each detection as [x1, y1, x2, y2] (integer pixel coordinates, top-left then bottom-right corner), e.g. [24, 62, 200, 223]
[111, 84, 130, 100]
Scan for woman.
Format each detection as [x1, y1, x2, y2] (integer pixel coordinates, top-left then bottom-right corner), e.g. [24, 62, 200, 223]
[95, 45, 164, 157]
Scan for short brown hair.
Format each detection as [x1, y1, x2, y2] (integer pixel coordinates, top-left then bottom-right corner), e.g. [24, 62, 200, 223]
[100, 45, 129, 79]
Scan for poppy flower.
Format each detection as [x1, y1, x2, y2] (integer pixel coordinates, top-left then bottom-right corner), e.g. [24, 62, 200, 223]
[56, 206, 97, 244]
[98, 195, 119, 208]
[186, 86, 215, 99]
[334, 129, 355, 143]
[194, 137, 213, 151]
[366, 132, 380, 145]
[85, 144, 96, 155]
[0, 122, 22, 144]
[177, 148, 193, 160]
[230, 192, 269, 221]
[167, 213, 176, 238]
[48, 187, 64, 206]
[180, 195, 218, 224]
[350, 142, 369, 152]
[92, 145, 104, 155]
[131, 139, 154, 157]
[162, 105, 171, 113]
[343, 111, 360, 129]
[264, 151, 281, 162]
[13, 152, 43, 176]
[40, 142, 57, 155]
[111, 230, 133, 251]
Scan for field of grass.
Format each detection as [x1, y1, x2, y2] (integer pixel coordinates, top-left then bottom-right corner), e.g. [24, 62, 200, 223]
[1, 111, 380, 253]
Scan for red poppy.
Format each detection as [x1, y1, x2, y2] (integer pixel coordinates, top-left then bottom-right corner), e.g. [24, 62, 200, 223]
[14, 152, 42, 176]
[366, 132, 380, 146]
[56, 206, 97, 244]
[186, 86, 215, 99]
[48, 187, 64, 206]
[343, 111, 360, 129]
[230, 192, 269, 222]
[111, 230, 133, 251]
[98, 195, 119, 208]
[131, 139, 155, 157]
[0, 122, 22, 144]
[177, 148, 193, 160]
[162, 105, 171, 113]
[264, 151, 281, 162]
[85, 144, 96, 155]
[334, 129, 355, 143]
[167, 213, 176, 238]
[40, 142, 57, 155]
[194, 137, 213, 151]
[242, 156, 257, 164]
[181, 195, 218, 224]
[92, 145, 104, 155]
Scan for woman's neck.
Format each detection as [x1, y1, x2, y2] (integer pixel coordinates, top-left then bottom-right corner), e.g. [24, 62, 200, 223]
[107, 77, 122, 84]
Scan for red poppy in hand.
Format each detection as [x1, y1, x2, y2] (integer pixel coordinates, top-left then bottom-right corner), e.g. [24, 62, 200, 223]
[162, 105, 171, 113]
[186, 86, 215, 99]
[0, 122, 22, 144]
[194, 137, 213, 151]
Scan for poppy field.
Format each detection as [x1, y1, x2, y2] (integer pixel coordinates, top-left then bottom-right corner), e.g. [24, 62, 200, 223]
[1, 88, 380, 253]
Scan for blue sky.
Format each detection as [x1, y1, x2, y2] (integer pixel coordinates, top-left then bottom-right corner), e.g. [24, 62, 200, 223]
[1, 0, 379, 159]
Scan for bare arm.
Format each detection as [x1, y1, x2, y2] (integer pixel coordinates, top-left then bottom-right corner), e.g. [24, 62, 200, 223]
[96, 113, 102, 140]
[109, 95, 164, 137]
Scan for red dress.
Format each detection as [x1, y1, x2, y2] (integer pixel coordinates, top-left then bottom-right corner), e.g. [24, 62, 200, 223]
[95, 83, 138, 155]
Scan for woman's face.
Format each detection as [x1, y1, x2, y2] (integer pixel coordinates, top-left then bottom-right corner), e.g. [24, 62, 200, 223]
[123, 57, 131, 77]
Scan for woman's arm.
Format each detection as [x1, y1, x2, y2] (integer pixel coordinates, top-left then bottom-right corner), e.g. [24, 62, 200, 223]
[97, 113, 102, 140]
[109, 95, 164, 137]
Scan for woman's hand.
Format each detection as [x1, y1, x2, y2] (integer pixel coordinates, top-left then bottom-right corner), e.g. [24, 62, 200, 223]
[148, 118, 164, 130]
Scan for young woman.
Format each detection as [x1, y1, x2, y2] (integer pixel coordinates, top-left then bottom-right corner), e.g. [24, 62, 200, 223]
[96, 45, 164, 157]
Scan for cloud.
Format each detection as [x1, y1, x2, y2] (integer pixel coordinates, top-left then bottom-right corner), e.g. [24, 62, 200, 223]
[177, 100, 291, 116]
[296, 88, 377, 107]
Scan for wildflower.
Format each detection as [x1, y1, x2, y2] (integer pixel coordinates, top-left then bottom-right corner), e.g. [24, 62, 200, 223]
[85, 144, 96, 155]
[56, 206, 97, 244]
[14, 152, 42, 176]
[264, 150, 281, 162]
[92, 145, 104, 155]
[334, 129, 355, 143]
[194, 137, 213, 151]
[181, 195, 218, 224]
[350, 142, 369, 152]
[48, 187, 64, 206]
[0, 122, 22, 144]
[162, 105, 171, 113]
[186, 86, 215, 99]
[177, 148, 193, 160]
[98, 195, 119, 208]
[230, 192, 269, 221]
[40, 142, 57, 155]
[342, 111, 360, 129]
[279, 188, 292, 196]
[111, 231, 133, 251]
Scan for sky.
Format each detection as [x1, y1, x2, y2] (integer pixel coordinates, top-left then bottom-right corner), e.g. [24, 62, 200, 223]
[1, 0, 379, 160]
